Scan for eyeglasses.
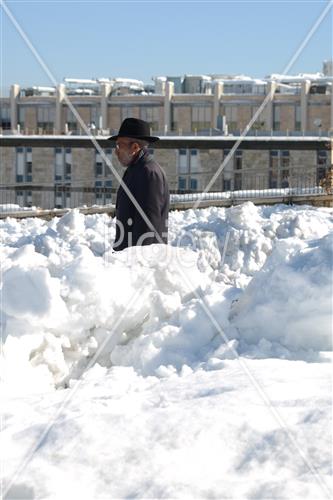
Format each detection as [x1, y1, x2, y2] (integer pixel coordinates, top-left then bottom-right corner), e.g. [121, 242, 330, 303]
[115, 141, 135, 150]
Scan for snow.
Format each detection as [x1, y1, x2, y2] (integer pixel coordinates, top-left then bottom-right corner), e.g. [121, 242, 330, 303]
[0, 204, 35, 213]
[1, 202, 332, 499]
[268, 72, 332, 83]
[170, 186, 325, 203]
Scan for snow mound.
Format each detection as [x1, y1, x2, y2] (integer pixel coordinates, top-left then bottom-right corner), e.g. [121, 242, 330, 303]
[230, 232, 333, 352]
[1, 203, 332, 393]
[1, 241, 215, 391]
[169, 202, 332, 287]
[1, 204, 332, 500]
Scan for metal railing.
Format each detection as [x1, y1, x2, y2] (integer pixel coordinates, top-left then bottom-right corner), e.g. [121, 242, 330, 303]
[0, 166, 331, 217]
[1, 127, 331, 137]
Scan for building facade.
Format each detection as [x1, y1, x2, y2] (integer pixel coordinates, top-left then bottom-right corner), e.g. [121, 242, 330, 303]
[0, 67, 332, 208]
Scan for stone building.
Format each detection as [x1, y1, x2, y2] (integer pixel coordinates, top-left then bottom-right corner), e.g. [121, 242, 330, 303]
[0, 66, 332, 208]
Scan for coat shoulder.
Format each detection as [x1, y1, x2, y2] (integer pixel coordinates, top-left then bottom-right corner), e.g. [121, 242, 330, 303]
[141, 155, 166, 178]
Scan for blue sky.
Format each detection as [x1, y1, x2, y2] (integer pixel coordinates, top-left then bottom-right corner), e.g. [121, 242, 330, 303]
[0, 0, 332, 95]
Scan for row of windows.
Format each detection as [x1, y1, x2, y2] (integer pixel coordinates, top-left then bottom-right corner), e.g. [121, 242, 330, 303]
[15, 189, 113, 209]
[178, 150, 329, 191]
[15, 147, 115, 183]
[15, 148, 329, 194]
[4, 103, 326, 133]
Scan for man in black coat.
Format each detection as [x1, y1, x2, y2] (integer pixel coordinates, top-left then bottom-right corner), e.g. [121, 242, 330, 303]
[110, 118, 169, 251]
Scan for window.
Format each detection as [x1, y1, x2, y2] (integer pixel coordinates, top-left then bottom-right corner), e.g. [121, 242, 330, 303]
[16, 147, 32, 183]
[95, 161, 103, 177]
[251, 106, 265, 130]
[222, 149, 242, 191]
[295, 105, 301, 131]
[269, 150, 290, 188]
[16, 189, 32, 207]
[235, 150, 242, 170]
[140, 106, 160, 131]
[95, 149, 112, 178]
[178, 149, 200, 173]
[66, 108, 77, 132]
[269, 151, 279, 188]
[190, 177, 198, 190]
[234, 172, 242, 191]
[122, 107, 134, 121]
[317, 150, 328, 184]
[178, 176, 187, 191]
[54, 186, 71, 209]
[223, 179, 231, 191]
[0, 104, 11, 130]
[171, 106, 179, 132]
[224, 83, 253, 94]
[191, 105, 212, 131]
[94, 180, 113, 205]
[18, 107, 25, 130]
[273, 106, 281, 131]
[37, 106, 55, 133]
[105, 179, 113, 204]
[26, 148, 32, 182]
[190, 149, 200, 174]
[95, 180, 103, 201]
[178, 149, 188, 174]
[90, 107, 101, 129]
[224, 106, 238, 132]
[55, 148, 72, 182]
[281, 151, 290, 188]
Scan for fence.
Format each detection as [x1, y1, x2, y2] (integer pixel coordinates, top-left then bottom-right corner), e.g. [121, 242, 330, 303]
[0, 164, 332, 217]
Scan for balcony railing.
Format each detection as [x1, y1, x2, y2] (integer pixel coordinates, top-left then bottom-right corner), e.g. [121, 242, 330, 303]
[0, 166, 331, 217]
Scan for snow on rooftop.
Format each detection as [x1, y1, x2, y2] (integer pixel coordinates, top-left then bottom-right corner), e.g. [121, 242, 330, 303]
[113, 78, 144, 86]
[64, 78, 98, 85]
[214, 77, 267, 85]
[268, 72, 333, 83]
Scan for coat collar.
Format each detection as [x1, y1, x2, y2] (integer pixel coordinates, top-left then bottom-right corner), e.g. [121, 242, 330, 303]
[129, 148, 150, 167]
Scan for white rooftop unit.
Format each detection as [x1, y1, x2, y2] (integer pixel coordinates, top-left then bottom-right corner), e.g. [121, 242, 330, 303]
[23, 86, 56, 97]
[183, 75, 212, 94]
[111, 78, 145, 95]
[323, 60, 333, 77]
[64, 78, 100, 95]
[153, 76, 167, 94]
[64, 78, 98, 85]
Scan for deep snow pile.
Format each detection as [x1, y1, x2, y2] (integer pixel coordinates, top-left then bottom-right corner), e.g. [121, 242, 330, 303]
[1, 202, 332, 499]
[1, 202, 332, 391]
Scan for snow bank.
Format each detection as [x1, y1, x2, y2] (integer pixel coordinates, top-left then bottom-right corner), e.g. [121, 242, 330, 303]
[1, 210, 214, 390]
[2, 203, 332, 500]
[169, 202, 332, 287]
[1, 203, 332, 393]
[230, 232, 333, 352]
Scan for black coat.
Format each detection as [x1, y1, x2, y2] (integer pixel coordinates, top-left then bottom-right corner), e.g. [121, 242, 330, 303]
[113, 150, 169, 251]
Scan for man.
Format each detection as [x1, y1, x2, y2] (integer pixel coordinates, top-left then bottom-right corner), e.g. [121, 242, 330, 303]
[110, 118, 169, 251]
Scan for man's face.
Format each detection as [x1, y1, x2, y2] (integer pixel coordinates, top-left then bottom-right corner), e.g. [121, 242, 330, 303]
[115, 138, 136, 167]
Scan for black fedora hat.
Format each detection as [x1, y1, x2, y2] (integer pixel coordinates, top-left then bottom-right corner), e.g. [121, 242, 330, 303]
[109, 118, 159, 143]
